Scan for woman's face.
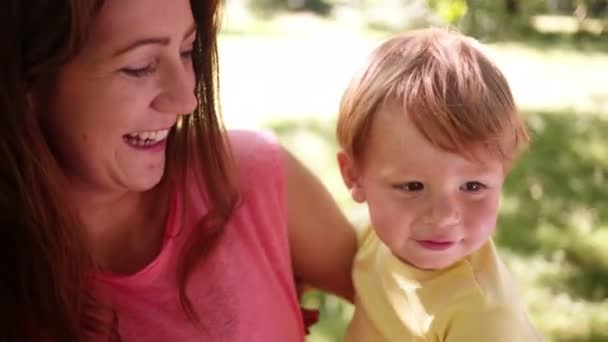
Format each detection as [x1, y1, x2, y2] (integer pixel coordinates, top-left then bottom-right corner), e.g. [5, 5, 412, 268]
[40, 0, 197, 195]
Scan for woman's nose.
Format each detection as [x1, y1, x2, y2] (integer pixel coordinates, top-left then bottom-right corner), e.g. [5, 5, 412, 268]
[152, 60, 197, 115]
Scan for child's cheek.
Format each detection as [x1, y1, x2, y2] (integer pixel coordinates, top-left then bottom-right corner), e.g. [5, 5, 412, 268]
[466, 197, 500, 237]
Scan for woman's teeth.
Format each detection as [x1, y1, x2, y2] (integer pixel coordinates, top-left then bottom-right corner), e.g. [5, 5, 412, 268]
[125, 129, 169, 146]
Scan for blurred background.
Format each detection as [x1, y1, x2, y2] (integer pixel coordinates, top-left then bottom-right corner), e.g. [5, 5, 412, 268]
[216, 1, 608, 341]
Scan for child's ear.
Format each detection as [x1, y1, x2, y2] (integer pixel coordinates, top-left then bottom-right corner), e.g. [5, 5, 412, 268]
[337, 151, 366, 203]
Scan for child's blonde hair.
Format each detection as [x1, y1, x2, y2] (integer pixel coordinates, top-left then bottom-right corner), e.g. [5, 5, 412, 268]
[337, 28, 529, 164]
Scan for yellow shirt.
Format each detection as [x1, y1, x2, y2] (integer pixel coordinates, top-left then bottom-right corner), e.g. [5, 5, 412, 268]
[345, 229, 542, 342]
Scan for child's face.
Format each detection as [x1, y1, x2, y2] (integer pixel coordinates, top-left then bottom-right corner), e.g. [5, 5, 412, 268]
[340, 106, 506, 270]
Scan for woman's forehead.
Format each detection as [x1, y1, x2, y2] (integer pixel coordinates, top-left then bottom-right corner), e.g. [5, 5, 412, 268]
[85, 0, 194, 53]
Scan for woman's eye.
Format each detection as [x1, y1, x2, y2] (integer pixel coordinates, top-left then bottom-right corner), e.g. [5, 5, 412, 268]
[393, 182, 424, 192]
[121, 63, 156, 78]
[180, 50, 193, 60]
[460, 181, 486, 192]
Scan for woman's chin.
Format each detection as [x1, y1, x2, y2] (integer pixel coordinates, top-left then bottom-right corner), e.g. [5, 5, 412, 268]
[127, 171, 166, 193]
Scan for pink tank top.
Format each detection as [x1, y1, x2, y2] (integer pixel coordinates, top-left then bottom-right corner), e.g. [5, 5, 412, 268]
[93, 130, 306, 341]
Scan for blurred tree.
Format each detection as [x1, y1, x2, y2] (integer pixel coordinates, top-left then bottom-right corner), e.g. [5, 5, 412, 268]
[459, 0, 547, 39]
[576, 0, 608, 17]
[428, 0, 468, 25]
[245, 0, 333, 16]
[356, 0, 443, 33]
[505, 0, 519, 14]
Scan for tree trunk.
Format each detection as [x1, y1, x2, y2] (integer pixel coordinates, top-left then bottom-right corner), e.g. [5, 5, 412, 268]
[505, 0, 519, 14]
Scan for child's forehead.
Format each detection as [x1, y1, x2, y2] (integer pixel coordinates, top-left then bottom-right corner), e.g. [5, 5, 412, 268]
[361, 142, 504, 179]
[362, 106, 507, 168]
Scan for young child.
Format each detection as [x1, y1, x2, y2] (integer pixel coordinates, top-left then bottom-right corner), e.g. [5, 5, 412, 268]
[336, 28, 542, 341]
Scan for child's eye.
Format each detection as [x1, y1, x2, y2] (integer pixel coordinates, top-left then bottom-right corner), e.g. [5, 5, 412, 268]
[121, 63, 157, 78]
[460, 181, 486, 192]
[393, 182, 424, 192]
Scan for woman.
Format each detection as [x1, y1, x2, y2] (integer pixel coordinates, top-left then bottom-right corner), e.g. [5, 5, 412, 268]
[0, 0, 357, 340]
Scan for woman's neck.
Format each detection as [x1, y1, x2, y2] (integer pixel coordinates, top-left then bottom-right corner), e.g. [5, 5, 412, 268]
[71, 181, 170, 275]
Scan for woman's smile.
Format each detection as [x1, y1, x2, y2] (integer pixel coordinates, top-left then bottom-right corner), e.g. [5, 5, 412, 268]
[123, 128, 170, 151]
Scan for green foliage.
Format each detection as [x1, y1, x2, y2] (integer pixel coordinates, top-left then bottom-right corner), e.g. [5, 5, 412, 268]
[247, 0, 333, 16]
[458, 0, 526, 39]
[355, 0, 444, 33]
[428, 0, 468, 24]
[498, 111, 608, 341]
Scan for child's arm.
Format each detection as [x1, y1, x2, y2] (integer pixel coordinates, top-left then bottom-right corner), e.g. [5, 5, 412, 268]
[443, 305, 543, 342]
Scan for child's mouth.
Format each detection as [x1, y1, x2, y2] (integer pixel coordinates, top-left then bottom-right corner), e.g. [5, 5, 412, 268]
[415, 240, 456, 251]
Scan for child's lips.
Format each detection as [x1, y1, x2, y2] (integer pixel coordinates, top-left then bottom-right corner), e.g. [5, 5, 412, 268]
[415, 239, 456, 251]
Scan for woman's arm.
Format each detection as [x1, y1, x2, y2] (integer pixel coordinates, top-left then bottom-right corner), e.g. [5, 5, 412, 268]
[283, 148, 357, 302]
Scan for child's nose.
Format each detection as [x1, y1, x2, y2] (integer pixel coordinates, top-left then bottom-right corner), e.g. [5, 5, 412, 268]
[423, 195, 461, 229]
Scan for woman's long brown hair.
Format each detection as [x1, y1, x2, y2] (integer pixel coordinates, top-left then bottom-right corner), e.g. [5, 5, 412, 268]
[0, 0, 238, 340]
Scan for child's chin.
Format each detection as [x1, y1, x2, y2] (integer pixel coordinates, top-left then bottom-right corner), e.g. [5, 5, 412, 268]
[413, 257, 458, 271]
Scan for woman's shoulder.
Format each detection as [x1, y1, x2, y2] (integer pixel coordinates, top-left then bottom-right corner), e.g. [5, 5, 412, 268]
[227, 129, 282, 155]
[227, 129, 284, 180]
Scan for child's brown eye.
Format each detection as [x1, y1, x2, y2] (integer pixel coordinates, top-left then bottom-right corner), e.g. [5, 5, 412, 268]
[461, 181, 486, 192]
[393, 182, 424, 192]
